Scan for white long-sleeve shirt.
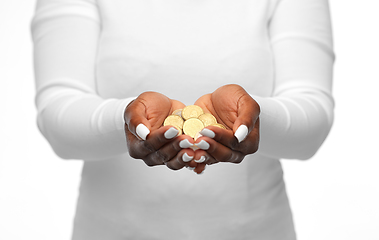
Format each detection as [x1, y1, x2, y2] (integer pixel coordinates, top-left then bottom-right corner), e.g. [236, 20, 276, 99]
[32, 0, 334, 239]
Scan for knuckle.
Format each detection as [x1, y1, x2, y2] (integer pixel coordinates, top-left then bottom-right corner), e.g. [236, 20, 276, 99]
[144, 161, 157, 167]
[165, 163, 181, 171]
[154, 150, 170, 163]
[230, 152, 245, 164]
[171, 139, 183, 152]
[245, 141, 259, 155]
[145, 150, 171, 167]
[142, 156, 161, 167]
[127, 140, 149, 159]
[250, 144, 259, 154]
[128, 150, 140, 159]
[143, 141, 157, 153]
[218, 151, 233, 163]
[146, 153, 161, 165]
[229, 138, 240, 150]
[206, 159, 218, 165]
[127, 146, 142, 159]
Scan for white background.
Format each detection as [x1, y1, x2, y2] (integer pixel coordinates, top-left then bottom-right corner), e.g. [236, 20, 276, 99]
[0, 0, 378, 239]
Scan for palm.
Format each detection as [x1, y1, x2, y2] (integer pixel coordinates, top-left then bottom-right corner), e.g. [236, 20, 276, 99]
[137, 92, 185, 130]
[194, 85, 247, 129]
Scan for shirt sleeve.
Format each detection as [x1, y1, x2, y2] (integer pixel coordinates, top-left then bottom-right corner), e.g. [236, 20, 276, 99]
[253, 0, 335, 160]
[32, 0, 135, 161]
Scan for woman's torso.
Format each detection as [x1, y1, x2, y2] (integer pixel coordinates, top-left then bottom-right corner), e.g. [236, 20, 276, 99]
[73, 1, 296, 239]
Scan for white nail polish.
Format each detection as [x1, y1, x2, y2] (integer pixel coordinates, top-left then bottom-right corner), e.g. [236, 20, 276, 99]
[199, 128, 215, 138]
[194, 140, 210, 150]
[234, 125, 248, 143]
[136, 124, 150, 140]
[164, 127, 179, 139]
[182, 153, 193, 162]
[179, 139, 194, 148]
[195, 155, 206, 163]
[187, 167, 196, 171]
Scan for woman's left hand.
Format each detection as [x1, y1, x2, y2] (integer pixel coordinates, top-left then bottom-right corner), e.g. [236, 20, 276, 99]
[191, 84, 260, 172]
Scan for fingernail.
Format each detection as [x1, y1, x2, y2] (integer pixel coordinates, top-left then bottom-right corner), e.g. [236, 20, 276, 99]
[182, 153, 193, 162]
[199, 128, 215, 138]
[186, 166, 196, 171]
[194, 140, 210, 150]
[195, 155, 206, 163]
[234, 125, 248, 143]
[164, 127, 179, 139]
[179, 139, 194, 149]
[136, 124, 150, 140]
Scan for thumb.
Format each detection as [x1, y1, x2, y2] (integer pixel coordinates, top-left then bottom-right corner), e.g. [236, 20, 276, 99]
[233, 95, 260, 143]
[135, 123, 151, 141]
[124, 100, 152, 141]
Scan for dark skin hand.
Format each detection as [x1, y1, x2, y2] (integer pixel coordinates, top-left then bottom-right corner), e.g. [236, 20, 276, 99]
[124, 91, 198, 170]
[124, 84, 260, 174]
[191, 84, 260, 173]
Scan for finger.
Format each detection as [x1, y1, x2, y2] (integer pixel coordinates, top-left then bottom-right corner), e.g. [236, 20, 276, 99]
[125, 128, 162, 166]
[234, 125, 249, 143]
[193, 163, 206, 174]
[233, 94, 260, 143]
[144, 134, 193, 166]
[189, 151, 212, 175]
[126, 126, 181, 160]
[199, 125, 259, 155]
[124, 100, 152, 140]
[194, 136, 245, 164]
[165, 149, 195, 171]
[184, 161, 198, 172]
[124, 95, 173, 140]
[199, 126, 237, 151]
[136, 123, 150, 141]
[125, 127, 159, 165]
[193, 150, 218, 165]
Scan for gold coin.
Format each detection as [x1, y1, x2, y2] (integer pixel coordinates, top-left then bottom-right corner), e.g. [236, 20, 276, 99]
[198, 113, 217, 127]
[172, 125, 183, 136]
[172, 109, 183, 118]
[183, 118, 204, 138]
[163, 115, 184, 129]
[210, 123, 227, 129]
[181, 105, 204, 120]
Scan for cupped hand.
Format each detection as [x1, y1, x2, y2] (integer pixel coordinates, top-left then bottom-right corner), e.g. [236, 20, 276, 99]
[124, 91, 197, 170]
[192, 84, 260, 169]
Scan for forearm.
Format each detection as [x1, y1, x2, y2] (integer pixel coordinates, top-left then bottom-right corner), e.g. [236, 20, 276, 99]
[256, 0, 335, 160]
[32, 0, 134, 161]
[36, 81, 134, 160]
[253, 88, 333, 160]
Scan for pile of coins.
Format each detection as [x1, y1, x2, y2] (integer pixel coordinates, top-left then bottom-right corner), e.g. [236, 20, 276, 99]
[163, 105, 226, 140]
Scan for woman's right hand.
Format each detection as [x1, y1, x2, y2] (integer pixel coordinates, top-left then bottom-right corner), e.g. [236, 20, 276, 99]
[124, 92, 197, 170]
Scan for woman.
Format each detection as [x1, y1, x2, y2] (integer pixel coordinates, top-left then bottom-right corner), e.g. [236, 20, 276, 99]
[32, 0, 334, 239]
